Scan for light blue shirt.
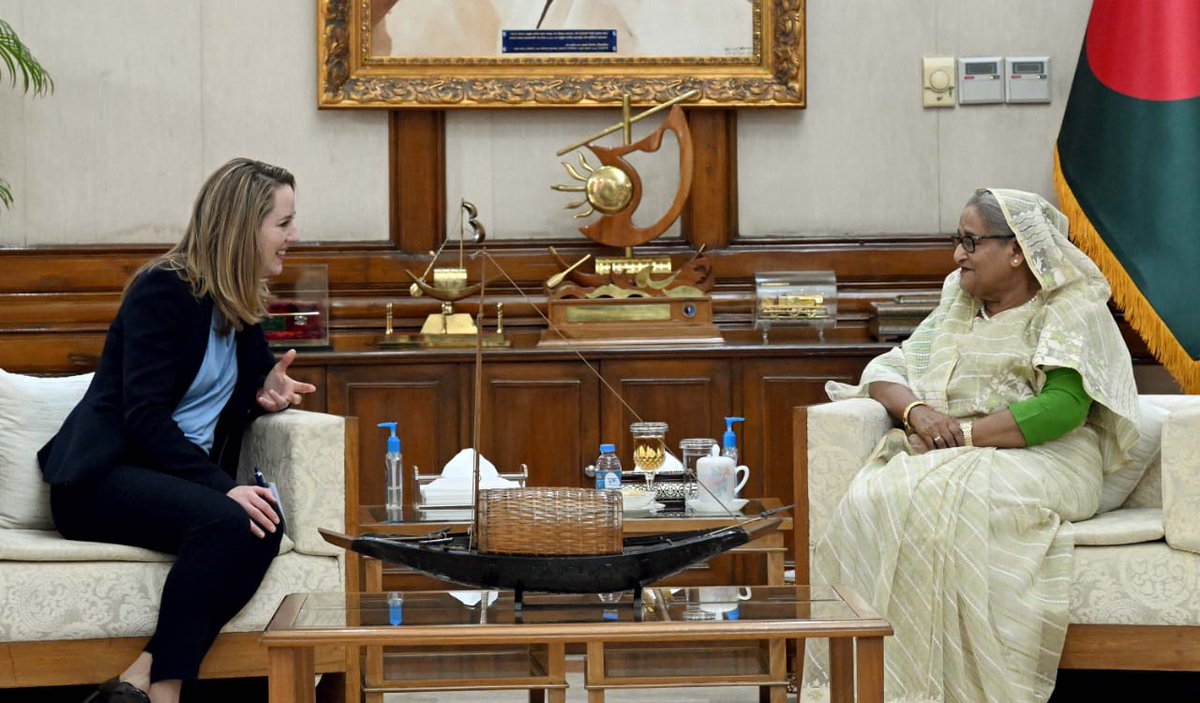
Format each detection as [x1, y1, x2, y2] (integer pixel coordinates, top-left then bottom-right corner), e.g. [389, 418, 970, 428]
[172, 310, 238, 453]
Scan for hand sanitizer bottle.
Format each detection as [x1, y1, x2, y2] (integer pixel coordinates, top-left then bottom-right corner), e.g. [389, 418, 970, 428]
[721, 417, 745, 465]
[378, 422, 403, 520]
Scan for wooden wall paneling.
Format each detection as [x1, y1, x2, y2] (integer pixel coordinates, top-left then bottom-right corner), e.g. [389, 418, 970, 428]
[325, 363, 463, 510]
[389, 110, 445, 252]
[0, 240, 967, 375]
[598, 358, 733, 469]
[682, 109, 737, 250]
[739, 357, 871, 557]
[0, 331, 107, 373]
[478, 362, 601, 488]
[288, 366, 328, 414]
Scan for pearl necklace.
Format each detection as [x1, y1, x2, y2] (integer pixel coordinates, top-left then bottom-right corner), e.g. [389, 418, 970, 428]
[979, 294, 1037, 321]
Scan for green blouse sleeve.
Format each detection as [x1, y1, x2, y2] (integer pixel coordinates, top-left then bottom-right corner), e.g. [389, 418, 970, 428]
[1009, 367, 1093, 445]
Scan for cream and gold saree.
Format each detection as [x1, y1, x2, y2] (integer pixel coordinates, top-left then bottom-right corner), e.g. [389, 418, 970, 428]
[805, 191, 1139, 702]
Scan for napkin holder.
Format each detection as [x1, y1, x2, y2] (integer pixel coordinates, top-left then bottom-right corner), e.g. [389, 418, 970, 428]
[415, 460, 528, 509]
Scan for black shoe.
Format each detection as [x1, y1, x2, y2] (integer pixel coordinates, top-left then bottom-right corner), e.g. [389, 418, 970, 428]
[82, 677, 151, 703]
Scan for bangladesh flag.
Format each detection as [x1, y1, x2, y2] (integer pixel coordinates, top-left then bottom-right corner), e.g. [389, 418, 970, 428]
[1054, 0, 1200, 393]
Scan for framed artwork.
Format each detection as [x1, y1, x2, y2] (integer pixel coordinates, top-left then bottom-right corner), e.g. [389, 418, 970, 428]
[319, 0, 805, 107]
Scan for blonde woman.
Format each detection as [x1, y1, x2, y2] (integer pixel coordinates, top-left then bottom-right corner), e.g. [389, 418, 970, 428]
[39, 158, 315, 703]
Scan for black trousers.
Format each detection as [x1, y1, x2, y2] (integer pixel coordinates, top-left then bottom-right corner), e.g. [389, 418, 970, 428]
[50, 464, 282, 683]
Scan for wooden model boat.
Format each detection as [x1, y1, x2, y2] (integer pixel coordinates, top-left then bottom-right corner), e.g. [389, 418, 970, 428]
[320, 513, 783, 605]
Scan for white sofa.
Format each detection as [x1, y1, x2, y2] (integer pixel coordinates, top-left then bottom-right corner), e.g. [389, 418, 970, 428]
[0, 370, 355, 695]
[793, 394, 1200, 672]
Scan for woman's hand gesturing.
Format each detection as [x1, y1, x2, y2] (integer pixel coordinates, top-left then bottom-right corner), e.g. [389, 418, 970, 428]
[256, 348, 317, 413]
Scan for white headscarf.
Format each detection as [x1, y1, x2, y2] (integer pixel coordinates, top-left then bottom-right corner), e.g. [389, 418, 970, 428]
[831, 189, 1140, 474]
[988, 188, 1139, 471]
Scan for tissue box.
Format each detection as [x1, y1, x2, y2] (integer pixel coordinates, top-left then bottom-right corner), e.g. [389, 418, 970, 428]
[417, 449, 526, 507]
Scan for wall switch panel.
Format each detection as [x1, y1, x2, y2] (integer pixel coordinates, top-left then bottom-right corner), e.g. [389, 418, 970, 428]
[958, 56, 1004, 104]
[922, 57, 956, 108]
[1006, 56, 1051, 103]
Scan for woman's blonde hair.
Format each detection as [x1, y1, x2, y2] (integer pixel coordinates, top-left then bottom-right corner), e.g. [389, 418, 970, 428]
[132, 158, 295, 333]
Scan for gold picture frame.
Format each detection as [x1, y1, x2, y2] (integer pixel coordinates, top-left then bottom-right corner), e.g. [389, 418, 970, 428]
[319, 0, 805, 108]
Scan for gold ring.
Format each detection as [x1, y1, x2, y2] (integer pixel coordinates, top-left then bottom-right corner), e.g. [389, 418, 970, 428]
[934, 436, 943, 443]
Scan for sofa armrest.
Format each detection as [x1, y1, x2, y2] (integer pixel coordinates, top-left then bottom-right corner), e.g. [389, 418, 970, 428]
[237, 410, 352, 557]
[797, 399, 891, 574]
[1161, 401, 1200, 554]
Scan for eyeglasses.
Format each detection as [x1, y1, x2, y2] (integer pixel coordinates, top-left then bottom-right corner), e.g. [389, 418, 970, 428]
[949, 234, 1014, 253]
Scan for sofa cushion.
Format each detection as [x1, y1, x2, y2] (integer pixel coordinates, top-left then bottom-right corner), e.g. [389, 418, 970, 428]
[0, 370, 93, 530]
[1070, 541, 1200, 626]
[0, 528, 293, 562]
[1099, 398, 1167, 513]
[0, 551, 339, 642]
[1064, 508, 1164, 546]
[1162, 402, 1200, 554]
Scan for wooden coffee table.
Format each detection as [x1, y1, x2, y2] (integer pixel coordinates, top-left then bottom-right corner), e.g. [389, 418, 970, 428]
[261, 585, 890, 703]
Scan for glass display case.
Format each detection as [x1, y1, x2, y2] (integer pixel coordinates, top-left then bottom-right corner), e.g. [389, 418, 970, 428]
[753, 270, 837, 343]
[265, 264, 330, 349]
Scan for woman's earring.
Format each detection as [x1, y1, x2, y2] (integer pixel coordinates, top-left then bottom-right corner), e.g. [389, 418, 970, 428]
[1011, 258, 1021, 266]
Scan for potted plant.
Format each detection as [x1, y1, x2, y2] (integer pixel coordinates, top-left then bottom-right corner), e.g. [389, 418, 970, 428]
[1, 18, 53, 209]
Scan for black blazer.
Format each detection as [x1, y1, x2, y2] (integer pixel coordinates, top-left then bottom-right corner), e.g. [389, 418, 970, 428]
[39, 266, 276, 489]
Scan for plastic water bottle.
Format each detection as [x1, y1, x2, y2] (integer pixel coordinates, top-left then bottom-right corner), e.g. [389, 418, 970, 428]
[595, 443, 622, 490]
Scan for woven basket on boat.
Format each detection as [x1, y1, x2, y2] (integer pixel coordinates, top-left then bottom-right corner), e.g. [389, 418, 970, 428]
[477, 487, 623, 556]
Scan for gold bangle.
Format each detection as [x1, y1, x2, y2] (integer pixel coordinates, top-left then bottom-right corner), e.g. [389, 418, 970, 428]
[902, 400, 928, 434]
[960, 420, 974, 447]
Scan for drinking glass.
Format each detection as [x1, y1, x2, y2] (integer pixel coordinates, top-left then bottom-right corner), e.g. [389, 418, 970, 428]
[630, 421, 668, 493]
[679, 438, 718, 478]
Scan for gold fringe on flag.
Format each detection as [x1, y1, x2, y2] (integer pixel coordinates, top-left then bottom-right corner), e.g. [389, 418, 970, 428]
[1053, 146, 1200, 394]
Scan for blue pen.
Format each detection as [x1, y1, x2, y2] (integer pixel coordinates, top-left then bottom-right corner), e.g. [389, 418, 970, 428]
[254, 468, 285, 523]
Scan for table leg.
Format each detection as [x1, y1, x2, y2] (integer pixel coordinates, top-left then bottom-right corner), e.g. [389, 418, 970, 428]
[546, 641, 567, 703]
[856, 636, 884, 703]
[364, 559, 384, 702]
[756, 638, 786, 703]
[828, 638, 853, 703]
[766, 534, 785, 586]
[343, 645, 362, 703]
[268, 646, 315, 703]
[585, 641, 606, 703]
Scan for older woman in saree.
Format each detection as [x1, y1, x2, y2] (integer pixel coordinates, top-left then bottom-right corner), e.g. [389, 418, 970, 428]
[804, 189, 1140, 702]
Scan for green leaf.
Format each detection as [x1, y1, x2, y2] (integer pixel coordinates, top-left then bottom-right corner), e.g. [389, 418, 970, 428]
[0, 18, 54, 97]
[1, 18, 53, 210]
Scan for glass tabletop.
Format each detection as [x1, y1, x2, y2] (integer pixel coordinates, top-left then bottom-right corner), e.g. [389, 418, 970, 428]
[276, 585, 859, 631]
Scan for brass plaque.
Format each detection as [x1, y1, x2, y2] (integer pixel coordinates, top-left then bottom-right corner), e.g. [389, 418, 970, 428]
[566, 304, 672, 323]
[594, 257, 673, 275]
